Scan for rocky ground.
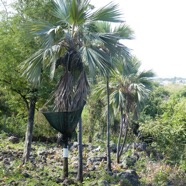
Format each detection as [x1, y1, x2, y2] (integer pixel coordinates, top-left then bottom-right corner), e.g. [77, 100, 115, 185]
[0, 133, 185, 186]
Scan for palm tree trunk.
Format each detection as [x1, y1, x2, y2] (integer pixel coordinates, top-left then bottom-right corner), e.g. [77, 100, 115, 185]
[116, 109, 124, 163]
[62, 135, 68, 178]
[119, 113, 129, 157]
[23, 95, 36, 163]
[77, 117, 83, 182]
[106, 76, 111, 171]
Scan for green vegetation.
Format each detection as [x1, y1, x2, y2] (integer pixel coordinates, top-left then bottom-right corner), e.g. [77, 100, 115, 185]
[0, 0, 185, 185]
[140, 85, 186, 168]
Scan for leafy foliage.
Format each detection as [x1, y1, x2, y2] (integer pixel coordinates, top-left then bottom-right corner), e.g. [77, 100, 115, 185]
[140, 85, 186, 169]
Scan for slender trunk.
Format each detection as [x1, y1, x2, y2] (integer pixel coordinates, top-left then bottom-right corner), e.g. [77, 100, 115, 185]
[62, 135, 68, 179]
[119, 113, 129, 157]
[23, 96, 36, 164]
[106, 76, 111, 171]
[77, 117, 83, 182]
[116, 109, 124, 163]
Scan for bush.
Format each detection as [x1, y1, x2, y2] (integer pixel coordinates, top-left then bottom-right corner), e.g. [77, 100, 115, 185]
[140, 96, 186, 169]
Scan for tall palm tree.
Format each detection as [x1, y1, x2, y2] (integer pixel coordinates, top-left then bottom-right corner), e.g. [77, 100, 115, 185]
[21, 0, 133, 178]
[88, 21, 133, 171]
[111, 58, 154, 163]
[21, 0, 134, 111]
[95, 57, 154, 163]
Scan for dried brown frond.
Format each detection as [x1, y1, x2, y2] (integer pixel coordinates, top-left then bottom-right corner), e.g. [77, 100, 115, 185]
[54, 49, 88, 112]
[71, 71, 89, 110]
[54, 71, 73, 111]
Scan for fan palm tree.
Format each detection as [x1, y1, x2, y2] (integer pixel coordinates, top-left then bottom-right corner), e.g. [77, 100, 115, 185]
[21, 0, 130, 95]
[111, 58, 154, 163]
[21, 0, 133, 178]
[95, 57, 154, 163]
[88, 21, 133, 171]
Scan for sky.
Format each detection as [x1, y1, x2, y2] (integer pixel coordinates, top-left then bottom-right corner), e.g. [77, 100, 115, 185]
[91, 0, 186, 78]
[1, 0, 186, 78]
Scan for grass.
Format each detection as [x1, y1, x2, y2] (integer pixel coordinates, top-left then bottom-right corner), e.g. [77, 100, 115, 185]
[136, 156, 186, 186]
[0, 131, 185, 186]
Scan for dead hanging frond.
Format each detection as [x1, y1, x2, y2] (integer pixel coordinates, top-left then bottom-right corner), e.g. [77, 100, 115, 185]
[54, 70, 89, 111]
[53, 48, 88, 112]
[54, 71, 73, 111]
[56, 49, 83, 72]
[71, 71, 89, 110]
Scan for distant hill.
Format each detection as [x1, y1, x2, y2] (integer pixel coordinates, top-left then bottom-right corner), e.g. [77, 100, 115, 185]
[153, 77, 186, 85]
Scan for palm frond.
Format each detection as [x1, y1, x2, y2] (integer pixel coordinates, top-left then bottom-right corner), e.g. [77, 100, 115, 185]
[30, 20, 55, 36]
[69, 0, 90, 25]
[138, 70, 155, 79]
[93, 22, 112, 33]
[81, 46, 113, 76]
[22, 42, 66, 84]
[92, 80, 107, 99]
[90, 2, 123, 23]
[29, 20, 66, 49]
[20, 49, 44, 85]
[52, 0, 70, 23]
[113, 24, 134, 39]
[52, 0, 91, 26]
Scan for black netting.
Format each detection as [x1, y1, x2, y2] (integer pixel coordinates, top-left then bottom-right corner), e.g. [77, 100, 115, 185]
[42, 104, 84, 138]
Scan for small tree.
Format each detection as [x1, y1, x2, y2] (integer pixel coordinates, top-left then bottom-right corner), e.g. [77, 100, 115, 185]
[111, 58, 154, 163]
[95, 58, 154, 163]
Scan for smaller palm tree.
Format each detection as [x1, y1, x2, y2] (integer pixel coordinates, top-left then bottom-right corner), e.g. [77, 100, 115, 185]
[95, 57, 154, 163]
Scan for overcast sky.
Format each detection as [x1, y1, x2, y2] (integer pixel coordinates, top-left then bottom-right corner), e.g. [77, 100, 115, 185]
[1, 0, 186, 78]
[92, 0, 186, 78]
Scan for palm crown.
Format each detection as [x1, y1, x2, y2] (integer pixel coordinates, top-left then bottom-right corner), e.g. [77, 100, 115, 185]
[95, 57, 154, 116]
[21, 0, 133, 111]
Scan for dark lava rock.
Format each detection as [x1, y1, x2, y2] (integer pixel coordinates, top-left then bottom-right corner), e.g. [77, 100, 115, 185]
[3, 158, 11, 165]
[8, 136, 19, 144]
[56, 177, 63, 183]
[111, 143, 117, 153]
[9, 180, 19, 186]
[87, 154, 107, 164]
[69, 142, 79, 150]
[119, 169, 140, 186]
[106, 170, 113, 176]
[62, 178, 75, 186]
[98, 180, 109, 186]
[37, 149, 48, 156]
[133, 142, 147, 151]
[87, 165, 96, 171]
[22, 172, 30, 178]
[122, 154, 139, 167]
